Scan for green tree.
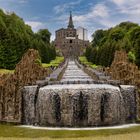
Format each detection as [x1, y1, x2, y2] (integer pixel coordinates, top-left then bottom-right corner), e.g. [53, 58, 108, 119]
[86, 21, 140, 67]
[0, 9, 56, 69]
[92, 30, 106, 47]
[37, 29, 51, 43]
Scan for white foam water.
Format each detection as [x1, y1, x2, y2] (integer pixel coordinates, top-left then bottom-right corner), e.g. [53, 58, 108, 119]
[18, 124, 140, 131]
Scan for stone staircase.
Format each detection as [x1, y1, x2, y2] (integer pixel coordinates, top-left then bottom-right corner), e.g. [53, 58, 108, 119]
[61, 61, 93, 84]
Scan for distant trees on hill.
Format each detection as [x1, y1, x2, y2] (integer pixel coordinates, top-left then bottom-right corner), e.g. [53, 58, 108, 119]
[0, 9, 56, 69]
[85, 22, 140, 67]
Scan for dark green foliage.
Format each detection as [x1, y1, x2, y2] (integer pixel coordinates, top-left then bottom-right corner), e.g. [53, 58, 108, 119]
[32, 30, 56, 63]
[0, 45, 17, 69]
[86, 21, 140, 67]
[108, 28, 125, 41]
[0, 9, 56, 69]
[37, 29, 51, 43]
[85, 47, 92, 61]
[118, 22, 138, 30]
[135, 40, 140, 67]
[92, 30, 107, 47]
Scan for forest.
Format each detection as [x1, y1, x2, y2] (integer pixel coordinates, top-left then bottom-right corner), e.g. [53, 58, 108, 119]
[0, 9, 56, 70]
[85, 22, 140, 67]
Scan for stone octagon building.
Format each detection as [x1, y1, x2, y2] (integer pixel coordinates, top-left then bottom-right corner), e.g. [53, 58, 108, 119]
[55, 12, 89, 58]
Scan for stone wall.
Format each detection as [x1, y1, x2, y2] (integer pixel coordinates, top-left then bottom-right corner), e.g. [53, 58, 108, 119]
[107, 50, 140, 119]
[0, 49, 50, 123]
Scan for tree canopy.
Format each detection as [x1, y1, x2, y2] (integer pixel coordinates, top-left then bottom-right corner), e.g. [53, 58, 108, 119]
[0, 9, 56, 69]
[86, 21, 140, 67]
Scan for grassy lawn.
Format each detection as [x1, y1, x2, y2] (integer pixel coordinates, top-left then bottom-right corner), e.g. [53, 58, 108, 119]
[0, 57, 64, 74]
[0, 69, 14, 74]
[79, 56, 99, 69]
[0, 133, 140, 140]
[0, 124, 140, 140]
[42, 57, 64, 68]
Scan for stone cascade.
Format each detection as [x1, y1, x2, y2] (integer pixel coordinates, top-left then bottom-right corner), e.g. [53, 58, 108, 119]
[61, 61, 93, 83]
[22, 60, 137, 127]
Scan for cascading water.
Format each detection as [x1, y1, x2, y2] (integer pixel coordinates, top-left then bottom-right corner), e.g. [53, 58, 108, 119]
[22, 60, 137, 127]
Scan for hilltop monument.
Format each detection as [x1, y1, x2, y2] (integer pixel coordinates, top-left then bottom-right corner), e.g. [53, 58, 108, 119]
[55, 12, 89, 58]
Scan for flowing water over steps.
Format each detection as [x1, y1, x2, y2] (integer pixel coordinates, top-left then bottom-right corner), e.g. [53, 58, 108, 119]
[61, 61, 93, 83]
[21, 60, 137, 127]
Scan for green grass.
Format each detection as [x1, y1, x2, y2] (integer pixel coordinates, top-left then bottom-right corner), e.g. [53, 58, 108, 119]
[0, 124, 140, 139]
[42, 57, 64, 68]
[0, 69, 14, 74]
[0, 57, 64, 74]
[79, 56, 98, 69]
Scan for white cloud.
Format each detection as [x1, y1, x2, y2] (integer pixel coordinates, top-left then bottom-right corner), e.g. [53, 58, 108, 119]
[73, 3, 109, 23]
[25, 21, 44, 32]
[98, 18, 116, 28]
[72, 3, 110, 28]
[18, 0, 28, 4]
[110, 0, 139, 6]
[54, 0, 82, 14]
[110, 0, 126, 6]
[51, 34, 55, 42]
[0, 0, 28, 4]
[90, 3, 109, 18]
[110, 0, 140, 23]
[110, 0, 140, 14]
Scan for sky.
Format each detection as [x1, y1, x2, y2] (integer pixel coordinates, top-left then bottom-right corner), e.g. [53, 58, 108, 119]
[0, 0, 140, 41]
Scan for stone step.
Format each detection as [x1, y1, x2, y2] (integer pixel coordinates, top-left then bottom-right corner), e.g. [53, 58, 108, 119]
[62, 76, 91, 79]
[61, 61, 93, 84]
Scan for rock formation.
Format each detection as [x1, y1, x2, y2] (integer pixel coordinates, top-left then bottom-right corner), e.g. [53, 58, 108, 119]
[107, 50, 140, 119]
[108, 51, 140, 87]
[0, 49, 50, 123]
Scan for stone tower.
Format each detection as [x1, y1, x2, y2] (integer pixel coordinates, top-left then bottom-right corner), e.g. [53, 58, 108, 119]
[55, 12, 89, 58]
[68, 11, 74, 29]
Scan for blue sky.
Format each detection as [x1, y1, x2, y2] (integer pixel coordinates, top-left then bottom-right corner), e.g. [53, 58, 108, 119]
[0, 0, 140, 41]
